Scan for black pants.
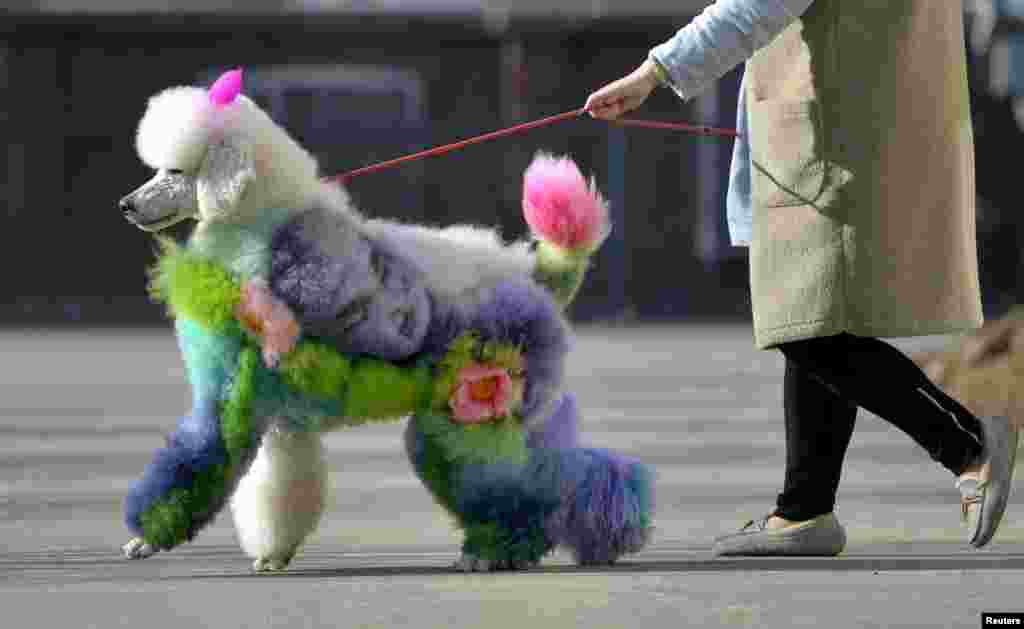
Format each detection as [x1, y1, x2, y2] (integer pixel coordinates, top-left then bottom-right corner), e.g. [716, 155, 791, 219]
[773, 333, 985, 521]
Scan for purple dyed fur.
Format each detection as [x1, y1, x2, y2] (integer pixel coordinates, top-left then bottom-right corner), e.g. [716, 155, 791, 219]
[369, 223, 569, 423]
[527, 392, 580, 450]
[270, 209, 431, 361]
[271, 210, 570, 424]
[542, 448, 651, 564]
[270, 208, 653, 563]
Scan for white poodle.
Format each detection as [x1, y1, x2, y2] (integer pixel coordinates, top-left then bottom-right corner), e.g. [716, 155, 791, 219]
[118, 69, 651, 573]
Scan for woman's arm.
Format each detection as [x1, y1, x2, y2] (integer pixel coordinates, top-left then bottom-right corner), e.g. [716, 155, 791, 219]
[586, 0, 815, 118]
[650, 0, 816, 101]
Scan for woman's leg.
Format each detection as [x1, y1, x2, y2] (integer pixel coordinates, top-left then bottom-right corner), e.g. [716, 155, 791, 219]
[779, 333, 984, 477]
[773, 354, 858, 521]
[713, 347, 852, 555]
[719, 332, 1009, 554]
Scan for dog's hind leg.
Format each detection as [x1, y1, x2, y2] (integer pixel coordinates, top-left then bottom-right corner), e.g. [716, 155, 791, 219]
[230, 425, 327, 572]
[527, 391, 580, 450]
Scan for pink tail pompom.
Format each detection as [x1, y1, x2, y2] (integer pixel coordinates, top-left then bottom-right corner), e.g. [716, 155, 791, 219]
[522, 153, 610, 250]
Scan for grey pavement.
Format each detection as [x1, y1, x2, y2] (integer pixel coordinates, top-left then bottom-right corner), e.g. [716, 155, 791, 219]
[1, 324, 1023, 628]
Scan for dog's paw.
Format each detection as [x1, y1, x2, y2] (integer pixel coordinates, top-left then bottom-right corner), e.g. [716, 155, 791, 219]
[454, 554, 496, 572]
[252, 557, 291, 572]
[122, 537, 157, 560]
[453, 553, 539, 572]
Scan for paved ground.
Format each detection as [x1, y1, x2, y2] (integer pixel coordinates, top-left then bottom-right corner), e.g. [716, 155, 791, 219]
[2, 324, 1023, 628]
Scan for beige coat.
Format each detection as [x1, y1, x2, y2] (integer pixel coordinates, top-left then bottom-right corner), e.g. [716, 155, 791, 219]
[744, 0, 982, 348]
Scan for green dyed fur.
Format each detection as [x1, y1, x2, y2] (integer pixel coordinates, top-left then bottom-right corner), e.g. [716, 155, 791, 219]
[414, 411, 527, 468]
[142, 237, 546, 555]
[343, 358, 432, 420]
[532, 241, 592, 308]
[140, 343, 257, 548]
[277, 341, 354, 403]
[462, 521, 550, 564]
[221, 347, 258, 465]
[151, 244, 431, 427]
[432, 332, 523, 414]
[410, 418, 461, 517]
[138, 244, 436, 546]
[140, 461, 231, 549]
[150, 239, 241, 334]
[411, 413, 546, 565]
[409, 409, 529, 527]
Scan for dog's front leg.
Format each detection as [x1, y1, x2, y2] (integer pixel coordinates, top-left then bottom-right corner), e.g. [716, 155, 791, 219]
[230, 427, 327, 572]
[122, 396, 233, 557]
[122, 329, 264, 557]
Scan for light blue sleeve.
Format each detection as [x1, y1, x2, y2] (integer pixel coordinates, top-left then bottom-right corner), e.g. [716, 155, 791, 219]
[726, 77, 752, 246]
[649, 0, 816, 101]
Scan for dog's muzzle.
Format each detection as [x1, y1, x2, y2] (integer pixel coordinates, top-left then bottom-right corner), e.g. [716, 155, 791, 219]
[119, 197, 181, 231]
[120, 199, 140, 223]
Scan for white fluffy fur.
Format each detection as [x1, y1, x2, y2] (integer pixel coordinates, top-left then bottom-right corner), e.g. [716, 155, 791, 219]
[134, 79, 534, 302]
[230, 427, 327, 570]
[136, 87, 322, 219]
[363, 220, 535, 301]
[136, 87, 217, 172]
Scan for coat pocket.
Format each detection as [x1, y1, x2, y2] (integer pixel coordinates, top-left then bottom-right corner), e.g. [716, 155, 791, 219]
[748, 99, 828, 209]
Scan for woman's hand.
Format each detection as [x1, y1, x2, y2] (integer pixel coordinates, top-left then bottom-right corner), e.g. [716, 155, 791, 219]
[584, 59, 662, 120]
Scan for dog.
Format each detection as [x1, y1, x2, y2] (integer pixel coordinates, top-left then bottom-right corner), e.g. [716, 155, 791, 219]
[118, 69, 653, 572]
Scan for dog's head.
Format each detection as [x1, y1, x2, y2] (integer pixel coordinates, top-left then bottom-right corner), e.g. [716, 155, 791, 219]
[120, 69, 318, 231]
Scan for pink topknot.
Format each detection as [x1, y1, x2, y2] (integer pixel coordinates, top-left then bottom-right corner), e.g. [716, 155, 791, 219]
[522, 153, 610, 250]
[208, 68, 243, 107]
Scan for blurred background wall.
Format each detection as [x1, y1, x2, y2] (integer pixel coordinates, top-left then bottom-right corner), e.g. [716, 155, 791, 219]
[0, 0, 1021, 326]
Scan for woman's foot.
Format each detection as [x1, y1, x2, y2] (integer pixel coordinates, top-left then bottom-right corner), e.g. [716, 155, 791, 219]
[764, 515, 802, 529]
[957, 415, 1019, 548]
[713, 512, 846, 557]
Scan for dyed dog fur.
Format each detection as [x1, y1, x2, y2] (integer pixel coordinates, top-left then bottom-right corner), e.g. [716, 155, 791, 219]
[119, 70, 653, 572]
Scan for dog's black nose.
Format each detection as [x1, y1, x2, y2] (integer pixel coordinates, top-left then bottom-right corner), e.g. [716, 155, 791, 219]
[120, 199, 136, 217]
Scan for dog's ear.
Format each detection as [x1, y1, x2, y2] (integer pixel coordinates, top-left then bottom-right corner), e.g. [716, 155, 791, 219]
[197, 137, 255, 219]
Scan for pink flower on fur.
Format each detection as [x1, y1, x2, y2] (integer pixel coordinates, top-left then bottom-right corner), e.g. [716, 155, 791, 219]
[522, 153, 609, 250]
[449, 363, 515, 424]
[235, 278, 300, 368]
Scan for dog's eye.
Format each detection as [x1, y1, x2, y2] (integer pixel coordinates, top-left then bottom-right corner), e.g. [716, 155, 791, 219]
[167, 169, 184, 175]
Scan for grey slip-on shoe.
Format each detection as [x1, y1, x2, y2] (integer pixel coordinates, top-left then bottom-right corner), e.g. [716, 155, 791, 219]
[713, 512, 846, 557]
[960, 415, 1019, 548]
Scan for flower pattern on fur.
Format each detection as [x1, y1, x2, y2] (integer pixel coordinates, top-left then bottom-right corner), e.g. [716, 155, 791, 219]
[235, 278, 301, 368]
[434, 332, 524, 424]
[450, 363, 518, 423]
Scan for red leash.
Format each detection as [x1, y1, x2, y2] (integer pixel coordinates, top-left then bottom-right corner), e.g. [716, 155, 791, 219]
[325, 107, 739, 183]
[609, 117, 739, 136]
